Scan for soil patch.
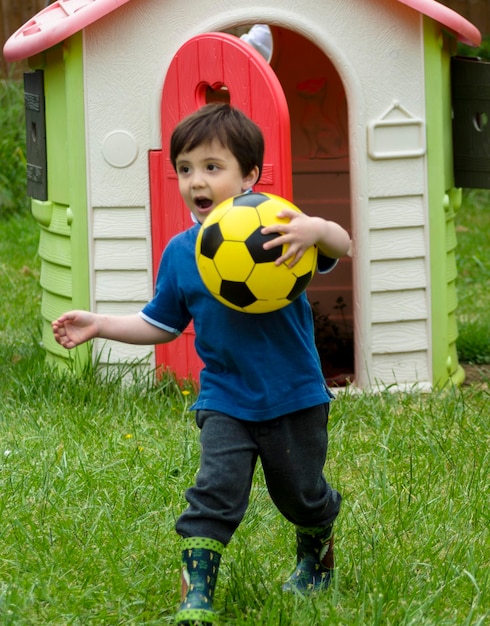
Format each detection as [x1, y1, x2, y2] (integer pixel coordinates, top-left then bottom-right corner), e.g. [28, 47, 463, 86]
[462, 362, 490, 387]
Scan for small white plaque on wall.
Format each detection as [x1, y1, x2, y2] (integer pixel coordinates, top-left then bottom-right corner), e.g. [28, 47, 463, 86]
[102, 130, 139, 168]
[368, 102, 426, 160]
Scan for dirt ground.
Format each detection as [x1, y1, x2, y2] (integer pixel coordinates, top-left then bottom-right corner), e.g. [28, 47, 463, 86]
[462, 362, 490, 388]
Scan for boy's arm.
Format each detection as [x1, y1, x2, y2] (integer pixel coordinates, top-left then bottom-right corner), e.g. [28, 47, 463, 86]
[52, 311, 176, 350]
[261, 208, 351, 267]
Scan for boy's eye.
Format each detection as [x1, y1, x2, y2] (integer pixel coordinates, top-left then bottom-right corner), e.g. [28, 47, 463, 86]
[206, 163, 219, 172]
[178, 165, 190, 175]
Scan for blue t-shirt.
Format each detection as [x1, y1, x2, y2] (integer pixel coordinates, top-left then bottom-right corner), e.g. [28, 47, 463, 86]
[140, 224, 334, 421]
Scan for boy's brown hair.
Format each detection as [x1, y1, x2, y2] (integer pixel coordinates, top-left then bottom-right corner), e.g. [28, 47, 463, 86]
[170, 103, 264, 182]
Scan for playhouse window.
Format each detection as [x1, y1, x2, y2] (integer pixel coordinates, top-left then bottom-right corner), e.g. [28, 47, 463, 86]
[205, 84, 230, 104]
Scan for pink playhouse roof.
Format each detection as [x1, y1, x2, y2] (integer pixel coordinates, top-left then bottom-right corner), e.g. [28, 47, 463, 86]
[3, 0, 482, 63]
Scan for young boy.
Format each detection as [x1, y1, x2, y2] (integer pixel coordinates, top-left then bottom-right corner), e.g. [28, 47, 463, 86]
[52, 103, 351, 625]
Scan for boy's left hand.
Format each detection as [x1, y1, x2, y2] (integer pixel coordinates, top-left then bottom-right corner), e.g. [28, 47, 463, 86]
[261, 209, 320, 268]
[262, 209, 351, 266]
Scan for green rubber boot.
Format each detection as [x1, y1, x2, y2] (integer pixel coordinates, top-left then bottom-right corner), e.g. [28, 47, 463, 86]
[283, 525, 334, 594]
[175, 537, 224, 625]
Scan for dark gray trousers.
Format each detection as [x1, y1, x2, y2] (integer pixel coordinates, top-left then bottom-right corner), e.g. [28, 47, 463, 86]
[176, 403, 341, 545]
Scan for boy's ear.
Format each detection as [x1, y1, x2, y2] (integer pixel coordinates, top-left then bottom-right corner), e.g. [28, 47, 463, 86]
[242, 166, 260, 191]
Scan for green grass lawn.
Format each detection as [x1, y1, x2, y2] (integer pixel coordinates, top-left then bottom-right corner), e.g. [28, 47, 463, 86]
[1, 78, 489, 625]
[0, 208, 489, 625]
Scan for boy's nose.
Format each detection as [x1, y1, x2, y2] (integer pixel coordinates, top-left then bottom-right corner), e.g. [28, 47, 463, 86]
[191, 171, 205, 188]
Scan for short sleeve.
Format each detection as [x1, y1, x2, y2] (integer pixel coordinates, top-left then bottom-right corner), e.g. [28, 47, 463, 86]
[317, 252, 338, 274]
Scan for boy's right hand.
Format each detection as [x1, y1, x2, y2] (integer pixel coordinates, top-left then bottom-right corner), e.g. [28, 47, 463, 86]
[52, 311, 99, 349]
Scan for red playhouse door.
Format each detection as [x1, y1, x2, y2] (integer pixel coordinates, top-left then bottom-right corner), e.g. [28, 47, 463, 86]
[149, 31, 292, 382]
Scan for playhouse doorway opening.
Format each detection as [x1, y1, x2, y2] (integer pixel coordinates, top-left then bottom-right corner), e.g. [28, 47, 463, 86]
[264, 26, 354, 386]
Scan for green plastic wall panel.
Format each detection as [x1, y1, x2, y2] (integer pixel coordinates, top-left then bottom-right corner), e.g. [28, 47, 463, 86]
[29, 31, 91, 373]
[423, 19, 464, 387]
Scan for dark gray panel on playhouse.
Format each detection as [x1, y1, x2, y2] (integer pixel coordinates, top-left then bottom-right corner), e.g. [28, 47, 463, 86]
[24, 70, 47, 201]
[452, 56, 490, 189]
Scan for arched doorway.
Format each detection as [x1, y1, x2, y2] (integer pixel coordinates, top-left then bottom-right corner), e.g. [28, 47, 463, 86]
[149, 27, 354, 386]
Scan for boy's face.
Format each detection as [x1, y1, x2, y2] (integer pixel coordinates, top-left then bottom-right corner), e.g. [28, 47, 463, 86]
[176, 139, 259, 224]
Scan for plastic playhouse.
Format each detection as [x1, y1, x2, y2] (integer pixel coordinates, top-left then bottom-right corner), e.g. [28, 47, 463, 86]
[4, 0, 488, 390]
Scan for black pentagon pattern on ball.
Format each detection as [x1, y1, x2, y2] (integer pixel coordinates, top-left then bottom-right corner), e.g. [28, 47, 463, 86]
[245, 227, 281, 263]
[200, 222, 224, 259]
[232, 192, 269, 208]
[220, 280, 257, 308]
[287, 272, 314, 302]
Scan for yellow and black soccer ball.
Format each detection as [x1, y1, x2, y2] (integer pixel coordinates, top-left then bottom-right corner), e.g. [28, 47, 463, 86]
[195, 192, 318, 313]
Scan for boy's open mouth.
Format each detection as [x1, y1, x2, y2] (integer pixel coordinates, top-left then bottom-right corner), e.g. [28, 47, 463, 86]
[195, 197, 213, 210]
